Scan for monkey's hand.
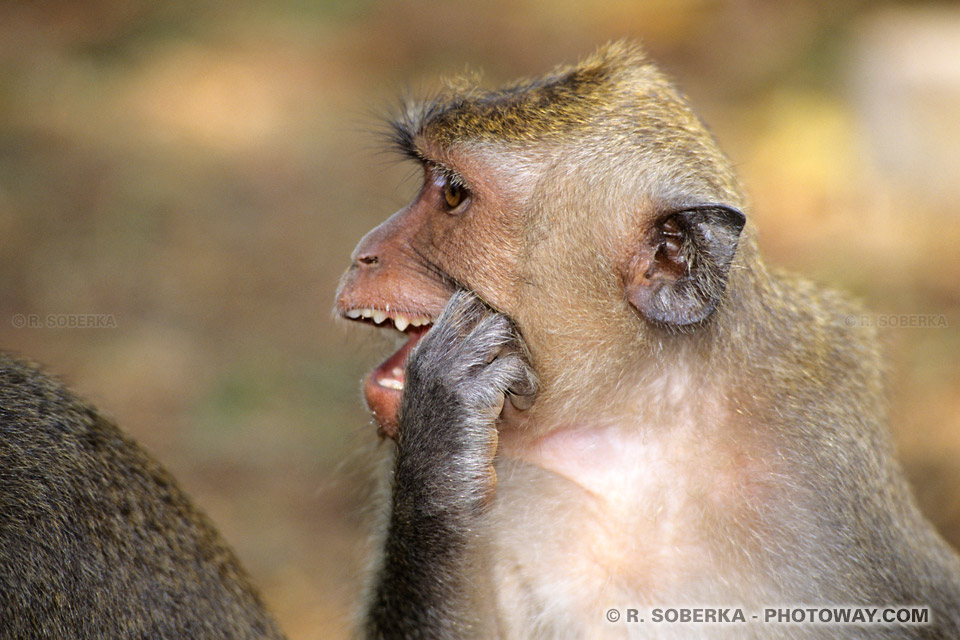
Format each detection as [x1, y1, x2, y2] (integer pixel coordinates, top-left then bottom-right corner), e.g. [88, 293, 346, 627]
[365, 292, 532, 639]
[395, 290, 534, 509]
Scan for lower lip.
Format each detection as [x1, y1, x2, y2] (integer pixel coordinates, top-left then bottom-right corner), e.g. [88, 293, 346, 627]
[364, 374, 402, 439]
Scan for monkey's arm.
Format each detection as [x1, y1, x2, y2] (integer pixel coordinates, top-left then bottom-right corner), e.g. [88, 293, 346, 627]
[363, 291, 531, 640]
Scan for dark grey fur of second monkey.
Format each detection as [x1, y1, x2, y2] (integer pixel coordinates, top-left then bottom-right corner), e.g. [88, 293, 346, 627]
[0, 354, 287, 640]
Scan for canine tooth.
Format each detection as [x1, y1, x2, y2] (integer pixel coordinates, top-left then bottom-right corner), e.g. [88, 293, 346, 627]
[394, 316, 409, 332]
[372, 310, 387, 324]
[345, 309, 361, 319]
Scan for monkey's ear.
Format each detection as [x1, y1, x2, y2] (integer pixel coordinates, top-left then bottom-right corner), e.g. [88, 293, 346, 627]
[624, 205, 746, 326]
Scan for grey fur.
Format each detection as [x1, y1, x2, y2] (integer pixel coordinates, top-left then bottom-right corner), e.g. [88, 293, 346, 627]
[364, 292, 534, 640]
[0, 353, 286, 640]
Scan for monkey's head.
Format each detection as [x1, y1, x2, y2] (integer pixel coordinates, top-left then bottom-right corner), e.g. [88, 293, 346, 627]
[335, 42, 751, 437]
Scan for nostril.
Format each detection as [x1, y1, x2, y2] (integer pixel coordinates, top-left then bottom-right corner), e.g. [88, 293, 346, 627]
[357, 254, 379, 267]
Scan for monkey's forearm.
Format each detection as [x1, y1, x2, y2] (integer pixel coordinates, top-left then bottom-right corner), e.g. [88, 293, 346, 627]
[364, 402, 496, 640]
[364, 463, 490, 639]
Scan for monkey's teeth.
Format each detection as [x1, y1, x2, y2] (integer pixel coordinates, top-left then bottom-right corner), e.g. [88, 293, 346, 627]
[345, 307, 433, 330]
[379, 377, 404, 391]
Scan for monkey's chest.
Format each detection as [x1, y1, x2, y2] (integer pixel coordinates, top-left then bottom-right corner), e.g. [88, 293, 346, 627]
[489, 426, 778, 638]
[489, 458, 722, 633]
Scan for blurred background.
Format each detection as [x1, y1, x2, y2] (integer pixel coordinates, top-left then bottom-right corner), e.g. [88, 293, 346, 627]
[1, 1, 959, 637]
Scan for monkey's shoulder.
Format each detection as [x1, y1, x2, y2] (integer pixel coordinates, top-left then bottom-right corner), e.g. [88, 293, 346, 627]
[0, 351, 165, 490]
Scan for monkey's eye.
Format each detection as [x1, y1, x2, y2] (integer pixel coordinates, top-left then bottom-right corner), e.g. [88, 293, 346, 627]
[431, 169, 469, 213]
[443, 182, 464, 210]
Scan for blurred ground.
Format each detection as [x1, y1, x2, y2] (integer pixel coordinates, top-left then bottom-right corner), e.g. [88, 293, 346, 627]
[1, 1, 958, 638]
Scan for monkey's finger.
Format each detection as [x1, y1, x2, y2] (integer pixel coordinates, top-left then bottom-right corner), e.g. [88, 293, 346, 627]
[491, 393, 506, 418]
[408, 293, 478, 362]
[507, 390, 536, 412]
[476, 353, 530, 414]
[463, 313, 517, 362]
[437, 290, 487, 335]
[507, 359, 537, 395]
[416, 291, 488, 362]
[506, 362, 537, 411]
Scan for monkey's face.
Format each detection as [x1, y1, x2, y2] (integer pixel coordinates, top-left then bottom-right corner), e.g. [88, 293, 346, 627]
[335, 45, 754, 439]
[335, 151, 527, 437]
[335, 139, 749, 436]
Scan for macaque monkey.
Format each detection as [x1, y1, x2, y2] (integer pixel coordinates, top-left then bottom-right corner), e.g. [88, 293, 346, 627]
[2, 39, 956, 640]
[0, 354, 286, 640]
[335, 42, 960, 638]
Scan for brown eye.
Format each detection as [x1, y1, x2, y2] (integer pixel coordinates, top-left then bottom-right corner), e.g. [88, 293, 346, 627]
[443, 182, 464, 210]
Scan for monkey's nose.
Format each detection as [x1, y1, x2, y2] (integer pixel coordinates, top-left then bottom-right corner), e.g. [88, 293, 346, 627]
[355, 253, 380, 268]
[351, 210, 405, 269]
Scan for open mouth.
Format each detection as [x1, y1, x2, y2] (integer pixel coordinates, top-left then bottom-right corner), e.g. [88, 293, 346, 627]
[343, 306, 434, 392]
[341, 306, 438, 437]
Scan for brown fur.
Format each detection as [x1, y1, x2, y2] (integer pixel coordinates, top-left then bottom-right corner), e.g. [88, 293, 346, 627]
[338, 41, 960, 638]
